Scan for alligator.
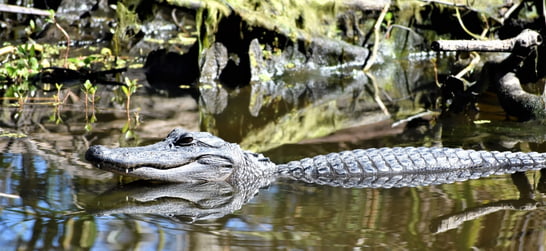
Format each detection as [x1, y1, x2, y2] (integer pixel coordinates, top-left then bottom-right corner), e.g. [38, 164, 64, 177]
[85, 128, 546, 188]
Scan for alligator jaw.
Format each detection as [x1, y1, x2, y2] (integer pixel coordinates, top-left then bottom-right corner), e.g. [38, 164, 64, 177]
[85, 144, 234, 182]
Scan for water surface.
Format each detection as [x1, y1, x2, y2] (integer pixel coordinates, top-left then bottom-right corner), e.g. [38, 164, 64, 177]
[1, 62, 546, 250]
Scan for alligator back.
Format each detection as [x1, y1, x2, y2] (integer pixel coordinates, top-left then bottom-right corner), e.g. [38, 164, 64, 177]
[276, 147, 546, 188]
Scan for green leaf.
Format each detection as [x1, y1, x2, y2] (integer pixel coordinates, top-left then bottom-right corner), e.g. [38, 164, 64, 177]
[5, 86, 15, 97]
[83, 56, 96, 65]
[125, 130, 134, 140]
[89, 86, 97, 95]
[5, 66, 16, 76]
[29, 57, 39, 70]
[17, 45, 26, 55]
[121, 121, 130, 133]
[121, 85, 129, 96]
[83, 80, 93, 91]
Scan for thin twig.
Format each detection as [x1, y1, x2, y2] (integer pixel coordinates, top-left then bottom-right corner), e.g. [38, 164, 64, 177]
[365, 72, 390, 117]
[500, 1, 524, 25]
[0, 192, 20, 199]
[385, 24, 418, 39]
[363, 2, 390, 71]
[392, 110, 438, 128]
[431, 58, 441, 88]
[52, 16, 71, 67]
[0, 97, 56, 101]
[454, 6, 486, 40]
[419, 0, 469, 8]
[454, 52, 480, 78]
[126, 95, 131, 122]
[84, 91, 89, 119]
[171, 8, 187, 33]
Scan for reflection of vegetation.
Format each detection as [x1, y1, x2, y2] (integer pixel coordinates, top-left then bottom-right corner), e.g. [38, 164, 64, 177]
[0, 129, 26, 138]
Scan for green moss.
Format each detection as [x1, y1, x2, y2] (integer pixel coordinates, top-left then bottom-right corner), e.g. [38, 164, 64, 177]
[167, 0, 346, 51]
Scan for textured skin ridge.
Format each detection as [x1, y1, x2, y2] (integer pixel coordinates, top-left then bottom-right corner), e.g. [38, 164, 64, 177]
[276, 147, 546, 188]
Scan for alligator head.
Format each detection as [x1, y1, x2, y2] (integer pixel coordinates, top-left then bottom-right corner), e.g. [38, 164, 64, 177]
[85, 128, 276, 183]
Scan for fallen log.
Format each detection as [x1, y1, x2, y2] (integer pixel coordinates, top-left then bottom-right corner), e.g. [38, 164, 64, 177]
[0, 3, 52, 16]
[431, 29, 542, 52]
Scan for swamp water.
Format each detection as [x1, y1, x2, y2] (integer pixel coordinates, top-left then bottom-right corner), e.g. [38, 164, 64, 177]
[1, 61, 546, 250]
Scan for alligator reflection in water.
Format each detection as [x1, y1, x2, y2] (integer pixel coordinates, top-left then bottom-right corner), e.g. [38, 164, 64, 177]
[87, 169, 546, 233]
[88, 180, 266, 222]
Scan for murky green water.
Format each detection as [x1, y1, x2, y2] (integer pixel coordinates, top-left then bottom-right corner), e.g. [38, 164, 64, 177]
[2, 60, 546, 250]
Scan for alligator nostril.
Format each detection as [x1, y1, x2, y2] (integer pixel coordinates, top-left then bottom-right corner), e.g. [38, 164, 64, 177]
[85, 145, 106, 162]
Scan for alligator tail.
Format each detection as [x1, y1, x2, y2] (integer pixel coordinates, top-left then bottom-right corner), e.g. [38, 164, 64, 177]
[275, 147, 546, 188]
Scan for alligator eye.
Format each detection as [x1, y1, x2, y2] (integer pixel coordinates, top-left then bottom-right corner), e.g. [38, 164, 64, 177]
[174, 136, 194, 146]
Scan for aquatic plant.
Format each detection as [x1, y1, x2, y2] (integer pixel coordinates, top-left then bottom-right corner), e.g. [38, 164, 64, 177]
[82, 80, 98, 131]
[111, 1, 141, 57]
[0, 44, 41, 104]
[121, 77, 140, 120]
